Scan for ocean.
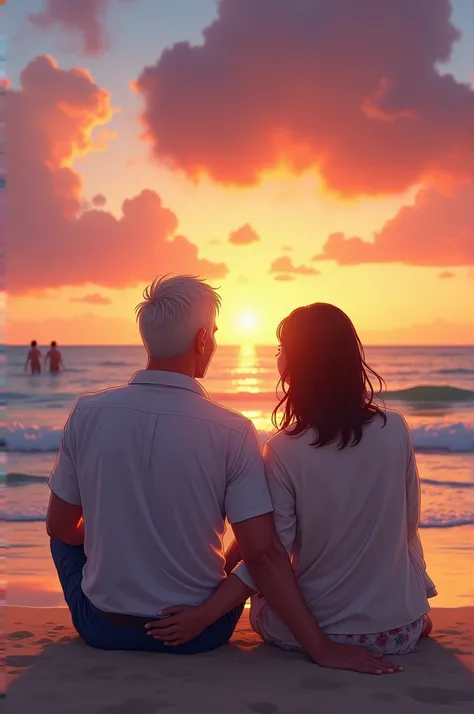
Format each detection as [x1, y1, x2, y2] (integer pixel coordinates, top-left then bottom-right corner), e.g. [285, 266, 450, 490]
[5, 344, 474, 607]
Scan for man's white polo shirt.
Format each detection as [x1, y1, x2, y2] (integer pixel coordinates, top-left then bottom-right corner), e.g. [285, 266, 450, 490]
[48, 370, 273, 616]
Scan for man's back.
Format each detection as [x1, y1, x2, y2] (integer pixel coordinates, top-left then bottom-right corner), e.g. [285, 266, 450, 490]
[49, 370, 271, 616]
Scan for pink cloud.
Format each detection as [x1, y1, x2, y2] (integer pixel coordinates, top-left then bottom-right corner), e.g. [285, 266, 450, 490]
[313, 181, 474, 266]
[6, 57, 228, 296]
[270, 256, 319, 278]
[91, 193, 107, 207]
[70, 293, 112, 305]
[29, 0, 136, 56]
[438, 270, 455, 279]
[136, 0, 474, 196]
[228, 223, 260, 245]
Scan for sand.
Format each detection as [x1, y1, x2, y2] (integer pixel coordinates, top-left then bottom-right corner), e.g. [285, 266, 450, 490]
[5, 606, 474, 713]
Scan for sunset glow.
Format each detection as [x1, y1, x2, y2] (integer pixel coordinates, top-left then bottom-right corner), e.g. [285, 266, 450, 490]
[5, 0, 474, 346]
[236, 311, 259, 335]
[5, 4, 474, 673]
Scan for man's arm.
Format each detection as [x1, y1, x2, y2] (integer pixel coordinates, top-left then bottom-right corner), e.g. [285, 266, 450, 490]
[47, 402, 83, 542]
[46, 492, 84, 545]
[224, 539, 242, 575]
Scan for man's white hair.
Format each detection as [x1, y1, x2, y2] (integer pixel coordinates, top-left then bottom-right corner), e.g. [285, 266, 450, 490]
[135, 275, 221, 359]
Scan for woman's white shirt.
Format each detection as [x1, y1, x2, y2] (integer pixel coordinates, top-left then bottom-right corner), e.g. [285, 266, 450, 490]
[251, 410, 436, 647]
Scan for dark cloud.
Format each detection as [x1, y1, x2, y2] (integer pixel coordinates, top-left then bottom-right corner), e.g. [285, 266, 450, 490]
[136, 0, 473, 195]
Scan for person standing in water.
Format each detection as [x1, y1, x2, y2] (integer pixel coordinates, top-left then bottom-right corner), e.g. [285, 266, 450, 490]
[24, 340, 42, 374]
[45, 341, 63, 373]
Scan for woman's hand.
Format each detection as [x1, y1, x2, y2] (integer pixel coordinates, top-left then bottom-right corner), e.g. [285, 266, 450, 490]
[145, 606, 210, 646]
[311, 641, 403, 675]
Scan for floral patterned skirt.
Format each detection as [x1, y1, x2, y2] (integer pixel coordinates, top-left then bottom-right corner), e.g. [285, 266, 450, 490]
[251, 595, 429, 656]
[326, 615, 427, 655]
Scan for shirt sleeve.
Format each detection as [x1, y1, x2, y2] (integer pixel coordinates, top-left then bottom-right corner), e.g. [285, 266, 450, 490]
[233, 439, 298, 590]
[404, 420, 437, 598]
[262, 441, 297, 560]
[48, 404, 81, 506]
[225, 421, 273, 524]
[226, 422, 274, 590]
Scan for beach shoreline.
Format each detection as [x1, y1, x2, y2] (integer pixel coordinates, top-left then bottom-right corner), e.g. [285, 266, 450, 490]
[6, 606, 474, 712]
[8, 523, 474, 609]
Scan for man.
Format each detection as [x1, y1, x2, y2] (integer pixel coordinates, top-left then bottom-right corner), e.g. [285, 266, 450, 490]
[24, 340, 41, 374]
[45, 341, 63, 373]
[47, 275, 397, 674]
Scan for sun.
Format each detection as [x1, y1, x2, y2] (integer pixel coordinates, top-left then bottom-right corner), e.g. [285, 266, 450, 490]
[236, 310, 258, 333]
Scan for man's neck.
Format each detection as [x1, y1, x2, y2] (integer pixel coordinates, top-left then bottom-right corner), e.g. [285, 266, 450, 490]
[146, 356, 195, 378]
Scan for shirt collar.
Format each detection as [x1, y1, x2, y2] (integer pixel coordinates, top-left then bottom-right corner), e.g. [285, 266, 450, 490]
[129, 370, 208, 398]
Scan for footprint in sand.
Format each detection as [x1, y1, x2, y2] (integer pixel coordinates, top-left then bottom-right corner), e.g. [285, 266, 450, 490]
[299, 675, 348, 691]
[6, 655, 37, 668]
[248, 704, 278, 714]
[8, 631, 34, 640]
[370, 692, 397, 702]
[98, 697, 170, 713]
[410, 687, 474, 705]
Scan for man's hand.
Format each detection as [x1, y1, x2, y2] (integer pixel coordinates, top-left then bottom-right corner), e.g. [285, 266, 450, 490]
[145, 606, 209, 646]
[313, 641, 402, 675]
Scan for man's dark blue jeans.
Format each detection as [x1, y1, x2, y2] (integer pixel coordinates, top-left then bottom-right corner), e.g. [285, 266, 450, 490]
[50, 538, 244, 654]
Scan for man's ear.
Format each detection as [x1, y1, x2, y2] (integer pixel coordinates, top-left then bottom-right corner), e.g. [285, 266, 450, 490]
[195, 327, 207, 355]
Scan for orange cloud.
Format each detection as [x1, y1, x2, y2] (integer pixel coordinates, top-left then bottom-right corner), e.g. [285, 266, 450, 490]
[438, 271, 455, 279]
[29, 0, 136, 56]
[274, 274, 295, 282]
[70, 293, 112, 305]
[313, 181, 474, 266]
[228, 223, 260, 246]
[92, 193, 107, 207]
[270, 256, 319, 279]
[136, 0, 474, 196]
[7, 57, 228, 295]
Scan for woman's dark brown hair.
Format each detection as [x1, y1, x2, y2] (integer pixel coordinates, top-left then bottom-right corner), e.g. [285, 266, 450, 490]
[272, 303, 386, 448]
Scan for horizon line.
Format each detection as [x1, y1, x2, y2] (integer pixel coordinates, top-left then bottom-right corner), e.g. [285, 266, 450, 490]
[6, 343, 474, 349]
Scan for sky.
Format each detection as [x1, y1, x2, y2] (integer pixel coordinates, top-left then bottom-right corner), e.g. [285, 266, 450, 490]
[6, 0, 474, 345]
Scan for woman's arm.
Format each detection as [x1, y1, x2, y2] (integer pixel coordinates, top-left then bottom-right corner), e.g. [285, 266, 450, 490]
[405, 425, 437, 598]
[224, 539, 242, 574]
[262, 442, 297, 559]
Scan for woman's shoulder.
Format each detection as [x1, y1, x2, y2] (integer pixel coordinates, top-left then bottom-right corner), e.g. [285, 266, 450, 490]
[380, 408, 410, 431]
[264, 427, 313, 456]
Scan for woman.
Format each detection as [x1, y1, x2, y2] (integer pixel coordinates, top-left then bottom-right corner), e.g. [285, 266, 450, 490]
[248, 302, 436, 655]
